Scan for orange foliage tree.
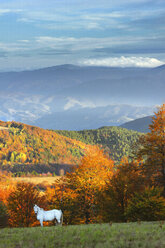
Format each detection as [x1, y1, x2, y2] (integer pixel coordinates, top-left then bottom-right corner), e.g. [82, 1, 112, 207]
[46, 177, 80, 225]
[98, 159, 144, 222]
[7, 182, 46, 227]
[47, 147, 114, 224]
[0, 170, 14, 227]
[0, 170, 14, 204]
[137, 104, 165, 194]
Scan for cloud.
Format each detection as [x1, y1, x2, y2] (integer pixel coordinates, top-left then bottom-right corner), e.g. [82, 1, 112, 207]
[64, 98, 95, 110]
[94, 45, 165, 55]
[13, 4, 165, 34]
[0, 42, 30, 52]
[35, 36, 151, 51]
[1, 35, 165, 71]
[81, 56, 165, 68]
[0, 93, 51, 121]
[0, 8, 22, 15]
[2, 0, 163, 12]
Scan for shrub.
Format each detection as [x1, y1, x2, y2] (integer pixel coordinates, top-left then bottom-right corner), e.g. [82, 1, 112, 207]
[125, 187, 165, 221]
[0, 201, 8, 227]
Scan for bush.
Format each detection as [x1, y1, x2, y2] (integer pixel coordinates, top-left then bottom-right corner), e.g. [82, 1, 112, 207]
[0, 201, 8, 227]
[125, 187, 165, 221]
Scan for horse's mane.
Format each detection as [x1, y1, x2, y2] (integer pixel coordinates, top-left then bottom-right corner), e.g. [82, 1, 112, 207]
[35, 205, 44, 211]
[37, 206, 44, 211]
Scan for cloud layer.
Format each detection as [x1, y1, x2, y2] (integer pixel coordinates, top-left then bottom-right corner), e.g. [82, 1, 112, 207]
[0, 1, 165, 70]
[82, 56, 164, 68]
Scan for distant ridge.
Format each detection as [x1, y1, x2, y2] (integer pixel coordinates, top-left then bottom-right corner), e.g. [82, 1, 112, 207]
[0, 64, 163, 130]
[120, 116, 153, 133]
[152, 64, 165, 70]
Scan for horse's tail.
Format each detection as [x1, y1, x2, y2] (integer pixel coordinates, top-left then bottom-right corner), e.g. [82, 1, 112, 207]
[60, 210, 63, 225]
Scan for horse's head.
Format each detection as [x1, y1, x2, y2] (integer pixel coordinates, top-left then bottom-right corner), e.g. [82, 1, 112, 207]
[34, 204, 39, 214]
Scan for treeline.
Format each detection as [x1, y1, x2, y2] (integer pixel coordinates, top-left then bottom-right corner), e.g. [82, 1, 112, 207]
[3, 163, 73, 176]
[55, 126, 142, 162]
[0, 121, 93, 173]
[0, 104, 165, 227]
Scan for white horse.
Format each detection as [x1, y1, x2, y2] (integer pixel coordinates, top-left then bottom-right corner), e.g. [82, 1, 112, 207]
[34, 204, 63, 227]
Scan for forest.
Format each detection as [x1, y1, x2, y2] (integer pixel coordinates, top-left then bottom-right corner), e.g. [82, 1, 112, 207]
[0, 104, 164, 228]
[0, 121, 142, 176]
[55, 126, 142, 162]
[0, 121, 94, 175]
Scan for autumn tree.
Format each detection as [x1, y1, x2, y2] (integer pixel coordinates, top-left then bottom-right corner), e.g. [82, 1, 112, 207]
[137, 104, 165, 194]
[46, 177, 80, 225]
[65, 147, 114, 224]
[98, 159, 144, 222]
[0, 170, 15, 209]
[0, 171, 14, 227]
[7, 182, 46, 227]
[46, 147, 114, 224]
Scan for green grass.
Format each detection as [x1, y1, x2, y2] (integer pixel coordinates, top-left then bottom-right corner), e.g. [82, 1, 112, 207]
[0, 222, 165, 248]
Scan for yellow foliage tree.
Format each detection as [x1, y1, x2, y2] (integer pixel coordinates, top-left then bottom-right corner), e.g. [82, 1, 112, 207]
[137, 104, 165, 194]
[46, 147, 114, 224]
[66, 147, 114, 224]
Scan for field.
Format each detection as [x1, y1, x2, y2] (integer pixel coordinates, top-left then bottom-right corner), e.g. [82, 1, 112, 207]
[0, 222, 165, 248]
[0, 126, 9, 131]
[11, 176, 60, 186]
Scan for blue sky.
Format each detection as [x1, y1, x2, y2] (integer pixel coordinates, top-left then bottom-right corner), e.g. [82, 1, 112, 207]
[0, 0, 165, 71]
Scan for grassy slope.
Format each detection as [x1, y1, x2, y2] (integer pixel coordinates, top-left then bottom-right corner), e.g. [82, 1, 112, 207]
[0, 222, 165, 248]
[55, 126, 142, 162]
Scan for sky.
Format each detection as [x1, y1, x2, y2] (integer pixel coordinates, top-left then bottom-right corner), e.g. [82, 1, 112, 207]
[0, 0, 165, 71]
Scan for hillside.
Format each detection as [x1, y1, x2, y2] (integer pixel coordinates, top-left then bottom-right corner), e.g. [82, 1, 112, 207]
[55, 126, 142, 162]
[120, 115, 153, 133]
[0, 121, 92, 174]
[0, 121, 142, 174]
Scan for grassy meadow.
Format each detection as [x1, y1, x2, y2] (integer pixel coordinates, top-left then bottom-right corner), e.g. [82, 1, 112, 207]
[11, 176, 60, 186]
[0, 222, 165, 248]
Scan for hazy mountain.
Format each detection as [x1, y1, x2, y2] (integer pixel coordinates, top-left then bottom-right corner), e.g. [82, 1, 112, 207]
[34, 104, 154, 131]
[120, 115, 153, 133]
[0, 64, 164, 129]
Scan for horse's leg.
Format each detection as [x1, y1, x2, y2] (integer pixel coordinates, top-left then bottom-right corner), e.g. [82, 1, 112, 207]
[56, 218, 61, 226]
[60, 212, 63, 226]
[40, 219, 43, 227]
[55, 218, 59, 226]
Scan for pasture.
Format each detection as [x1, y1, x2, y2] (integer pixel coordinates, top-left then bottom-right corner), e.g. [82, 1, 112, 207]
[0, 126, 9, 131]
[11, 176, 60, 186]
[0, 222, 165, 248]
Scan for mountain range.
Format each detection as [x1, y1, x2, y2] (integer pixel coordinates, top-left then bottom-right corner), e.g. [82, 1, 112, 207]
[120, 115, 153, 133]
[0, 64, 164, 130]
